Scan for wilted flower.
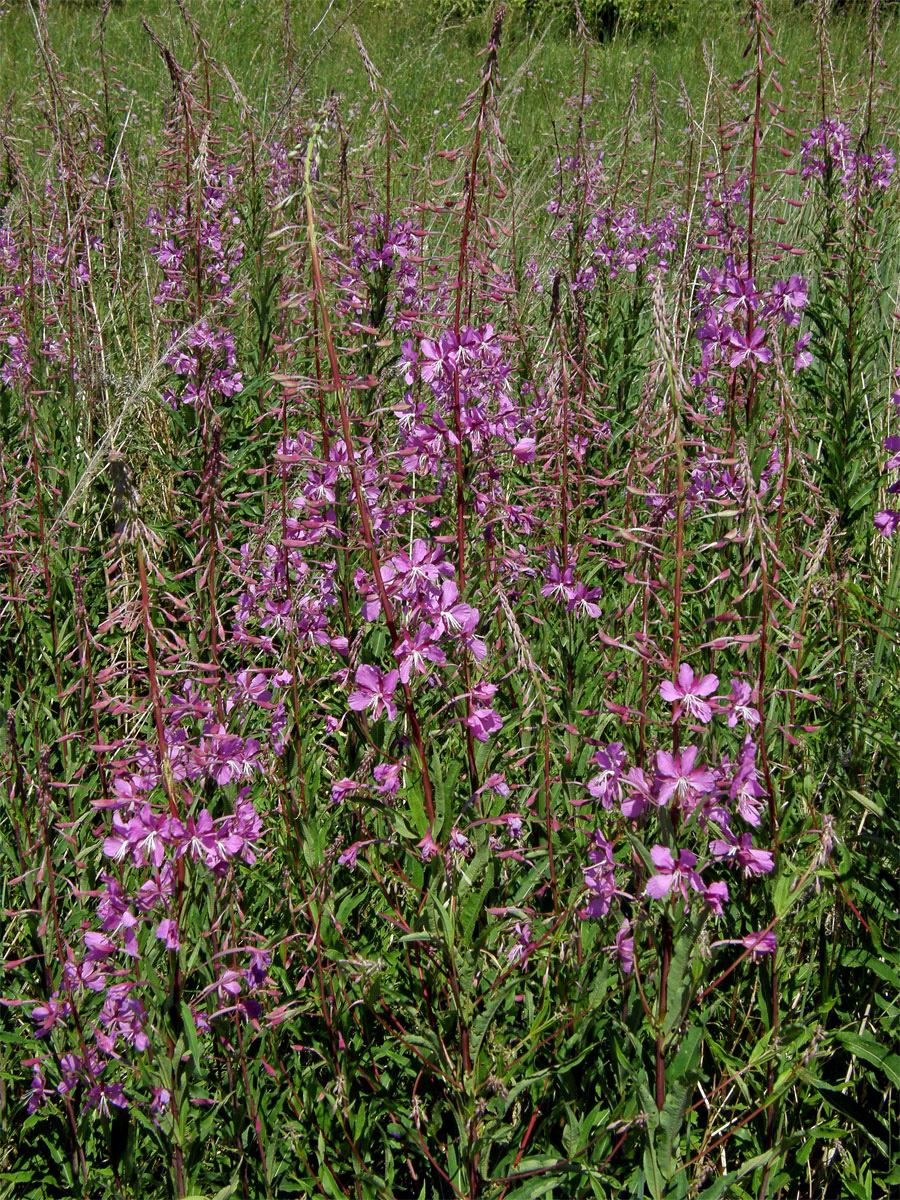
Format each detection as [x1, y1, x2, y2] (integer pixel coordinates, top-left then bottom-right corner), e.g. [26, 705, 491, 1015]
[417, 831, 441, 862]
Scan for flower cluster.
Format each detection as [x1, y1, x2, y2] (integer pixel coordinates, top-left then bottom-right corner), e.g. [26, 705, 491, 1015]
[577, 666, 771, 973]
[800, 118, 896, 198]
[147, 164, 246, 409]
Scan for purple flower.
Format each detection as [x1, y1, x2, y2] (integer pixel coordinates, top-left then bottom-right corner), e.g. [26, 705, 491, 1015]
[782, 274, 808, 312]
[792, 332, 813, 374]
[99, 990, 149, 1052]
[102, 813, 132, 864]
[155, 918, 180, 950]
[728, 326, 772, 370]
[504, 813, 524, 839]
[84, 1082, 129, 1118]
[216, 970, 243, 1000]
[485, 773, 510, 798]
[222, 797, 261, 866]
[875, 509, 900, 537]
[616, 920, 634, 975]
[586, 743, 626, 808]
[348, 665, 400, 722]
[331, 778, 361, 803]
[709, 831, 775, 876]
[565, 581, 603, 619]
[655, 747, 716, 809]
[541, 562, 576, 604]
[373, 762, 403, 795]
[417, 831, 442, 861]
[581, 834, 618, 918]
[167, 681, 213, 725]
[704, 880, 730, 916]
[337, 841, 367, 868]
[394, 624, 446, 683]
[169, 809, 219, 864]
[466, 706, 502, 743]
[381, 539, 452, 599]
[620, 766, 656, 819]
[726, 679, 760, 728]
[449, 827, 470, 856]
[66, 952, 107, 994]
[729, 737, 767, 826]
[150, 1087, 171, 1118]
[128, 805, 169, 868]
[197, 724, 262, 786]
[84, 932, 115, 962]
[31, 997, 69, 1038]
[507, 921, 533, 967]
[226, 670, 272, 713]
[100, 905, 141, 957]
[135, 865, 173, 913]
[429, 580, 479, 639]
[418, 336, 453, 383]
[660, 663, 719, 724]
[57, 1052, 82, 1097]
[722, 270, 758, 315]
[459, 626, 488, 662]
[27, 1064, 49, 1114]
[644, 845, 704, 903]
[742, 930, 777, 959]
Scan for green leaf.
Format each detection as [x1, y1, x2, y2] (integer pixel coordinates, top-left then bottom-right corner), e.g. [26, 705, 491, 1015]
[694, 1146, 785, 1200]
[660, 1030, 702, 1168]
[180, 1001, 204, 1074]
[504, 1158, 572, 1200]
[836, 1030, 900, 1089]
[406, 776, 429, 838]
[663, 910, 708, 1035]
[471, 987, 509, 1061]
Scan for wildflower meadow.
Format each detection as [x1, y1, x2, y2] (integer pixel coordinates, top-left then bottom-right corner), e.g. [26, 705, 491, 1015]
[0, 0, 898, 1196]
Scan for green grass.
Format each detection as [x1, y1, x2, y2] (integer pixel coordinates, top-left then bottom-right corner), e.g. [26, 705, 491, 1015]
[1, 0, 896, 184]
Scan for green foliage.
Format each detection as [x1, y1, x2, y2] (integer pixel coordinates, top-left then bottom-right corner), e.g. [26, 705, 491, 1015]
[430, 0, 691, 37]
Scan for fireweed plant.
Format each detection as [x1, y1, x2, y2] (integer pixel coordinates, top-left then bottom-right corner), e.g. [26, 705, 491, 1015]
[0, 1, 898, 1197]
